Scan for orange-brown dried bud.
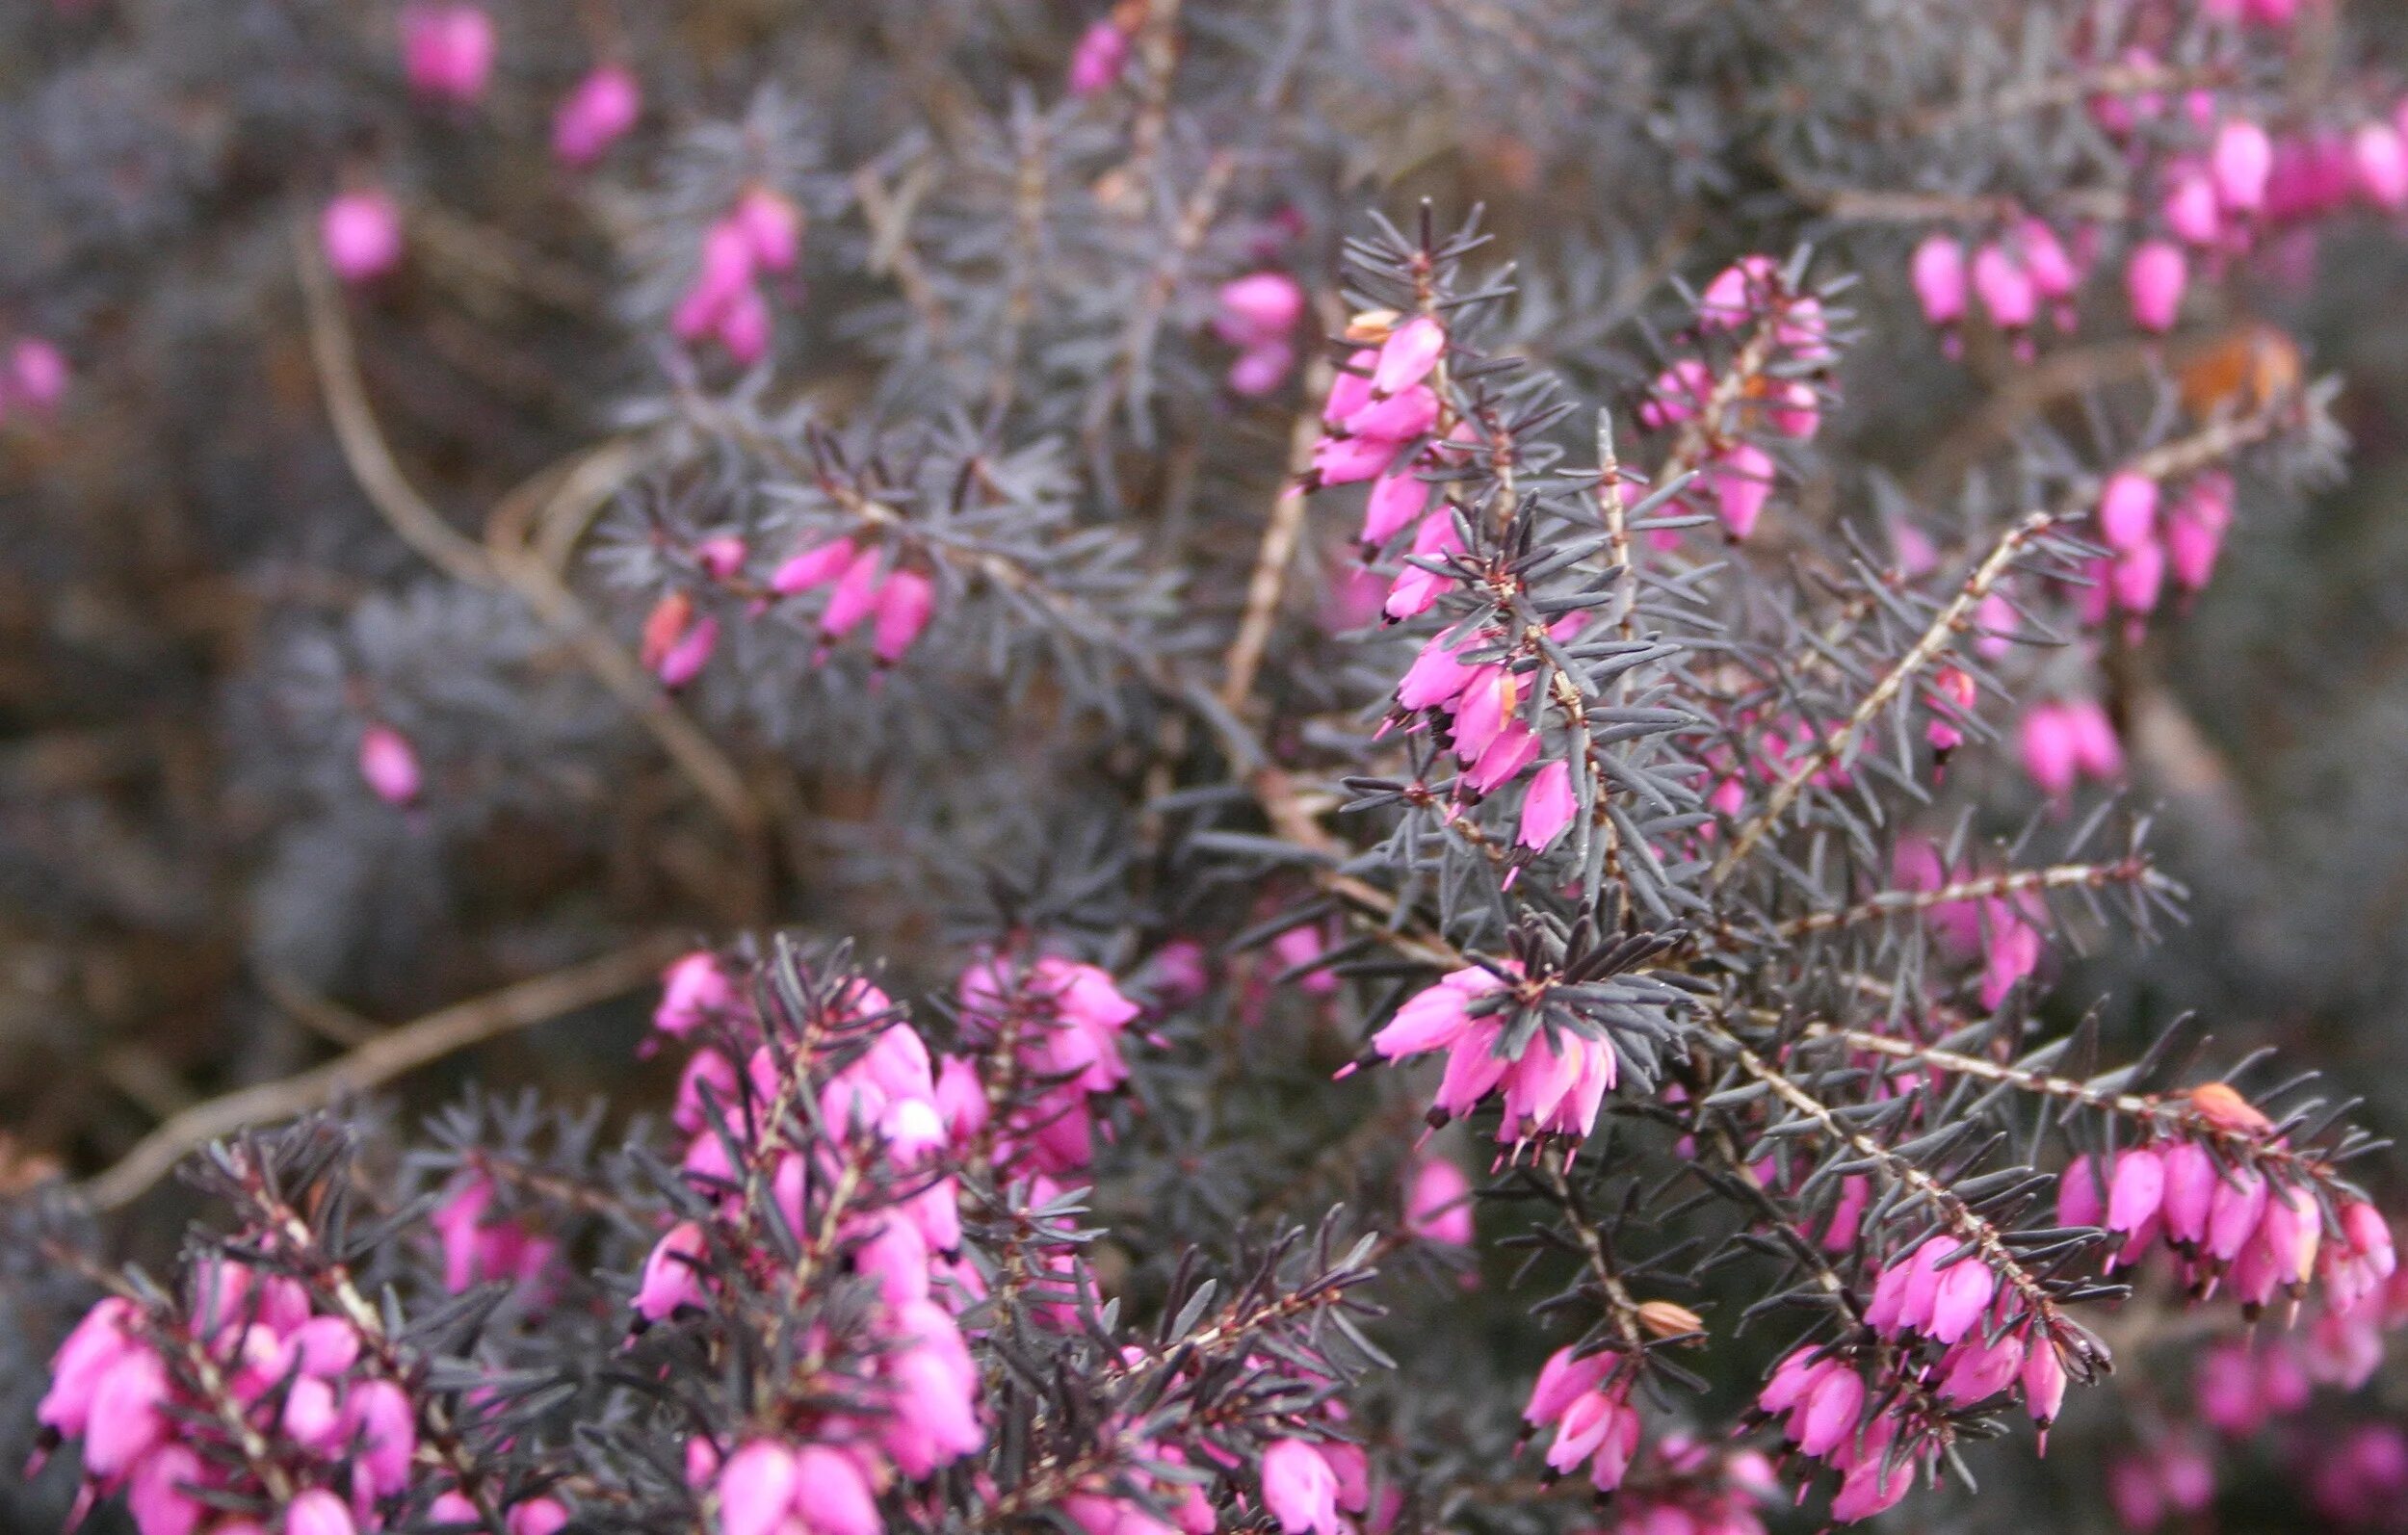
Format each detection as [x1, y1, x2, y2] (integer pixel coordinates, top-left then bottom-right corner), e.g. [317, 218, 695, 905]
[1636, 1299, 1704, 1340]
[1345, 308, 1402, 344]
[2188, 1080, 2272, 1133]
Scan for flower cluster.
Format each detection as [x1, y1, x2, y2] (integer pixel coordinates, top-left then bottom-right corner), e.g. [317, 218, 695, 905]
[671, 187, 806, 367]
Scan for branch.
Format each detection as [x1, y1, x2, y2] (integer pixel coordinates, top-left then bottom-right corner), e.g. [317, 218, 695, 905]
[81, 937, 685, 1211]
[1771, 858, 2174, 939]
[1217, 352, 1338, 715]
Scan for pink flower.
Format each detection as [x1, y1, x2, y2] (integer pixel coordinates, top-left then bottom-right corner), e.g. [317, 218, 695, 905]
[2212, 119, 2274, 213]
[871, 570, 937, 665]
[2165, 473, 2235, 591]
[2019, 704, 2079, 798]
[1228, 341, 1296, 397]
[735, 188, 804, 274]
[1341, 384, 1440, 443]
[1698, 255, 1776, 329]
[1383, 513, 1464, 621]
[1979, 901, 2041, 1008]
[821, 545, 888, 639]
[1910, 234, 1967, 327]
[2059, 698, 2122, 781]
[2111, 538, 2166, 615]
[1516, 758, 1578, 854]
[772, 538, 857, 596]
[357, 724, 423, 806]
[1793, 1364, 1864, 1456]
[1707, 441, 1774, 540]
[2098, 471, 2159, 552]
[655, 951, 732, 1038]
[322, 191, 404, 284]
[83, 1349, 170, 1476]
[285, 1490, 357, 1535]
[1972, 243, 2037, 330]
[2354, 122, 2408, 209]
[2023, 1339, 2068, 1430]
[1311, 431, 1397, 487]
[509, 1501, 569, 1535]
[1215, 273, 1305, 347]
[1261, 1438, 1343, 1535]
[2016, 219, 2079, 299]
[2127, 241, 2188, 333]
[673, 222, 757, 341]
[792, 1445, 881, 1535]
[2163, 165, 2223, 247]
[1067, 19, 1130, 96]
[1369, 317, 1446, 396]
[400, 5, 496, 104]
[553, 65, 641, 167]
[633, 1221, 708, 1320]
[10, 338, 67, 412]
[1371, 967, 1505, 1059]
[719, 1441, 799, 1535]
[127, 1444, 204, 1535]
[349, 1379, 418, 1497]
[1404, 1154, 1475, 1245]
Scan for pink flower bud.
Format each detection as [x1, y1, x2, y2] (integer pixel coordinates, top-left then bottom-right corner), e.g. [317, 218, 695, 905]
[1215, 272, 1305, 347]
[2207, 1164, 2268, 1262]
[633, 1221, 708, 1320]
[2061, 698, 2124, 781]
[735, 188, 804, 274]
[1464, 720, 1540, 794]
[128, 1444, 205, 1535]
[553, 65, 641, 167]
[2023, 1338, 2068, 1428]
[1516, 758, 1579, 854]
[1342, 384, 1440, 443]
[772, 538, 857, 596]
[673, 222, 757, 341]
[1928, 1252, 1999, 1344]
[1228, 340, 1296, 397]
[1369, 317, 1446, 396]
[2098, 471, 2159, 552]
[510, 1501, 569, 1535]
[2108, 1146, 2167, 1235]
[718, 1441, 799, 1535]
[1972, 243, 2038, 330]
[1262, 1438, 1342, 1534]
[1697, 255, 1776, 329]
[1360, 468, 1432, 549]
[400, 5, 495, 105]
[1794, 1365, 1864, 1456]
[821, 545, 888, 639]
[2161, 1140, 2218, 1250]
[1397, 633, 1480, 711]
[348, 1379, 417, 1496]
[2213, 120, 2275, 213]
[2355, 122, 2408, 209]
[1067, 19, 1130, 96]
[1531, 1343, 1615, 1424]
[2015, 218, 2079, 299]
[2111, 538, 2166, 615]
[2127, 241, 2188, 333]
[1910, 234, 1968, 326]
[1708, 441, 1774, 540]
[715, 285, 772, 366]
[1312, 431, 1398, 487]
[1383, 514, 1463, 621]
[10, 338, 67, 413]
[357, 724, 423, 806]
[871, 569, 936, 665]
[83, 1350, 169, 1477]
[2019, 704, 2078, 798]
[2163, 164, 2224, 247]
[655, 611, 719, 689]
[285, 1490, 356, 1535]
[1404, 1154, 1475, 1245]
[792, 1445, 881, 1535]
[2166, 473, 2235, 591]
[322, 192, 405, 284]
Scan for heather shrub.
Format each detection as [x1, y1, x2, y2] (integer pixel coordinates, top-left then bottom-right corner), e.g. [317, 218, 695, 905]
[7, 3, 2408, 1533]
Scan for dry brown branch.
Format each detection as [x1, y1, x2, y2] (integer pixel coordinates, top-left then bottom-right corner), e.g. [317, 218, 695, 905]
[81, 936, 685, 1212]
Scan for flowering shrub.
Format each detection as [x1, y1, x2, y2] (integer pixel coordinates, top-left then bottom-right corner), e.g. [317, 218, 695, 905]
[9, 1, 2408, 1533]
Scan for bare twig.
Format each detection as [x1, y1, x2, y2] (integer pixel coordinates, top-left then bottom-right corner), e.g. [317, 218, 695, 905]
[81, 936, 684, 1211]
[1218, 353, 1337, 715]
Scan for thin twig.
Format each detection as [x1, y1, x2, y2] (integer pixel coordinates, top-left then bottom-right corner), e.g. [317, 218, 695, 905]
[81, 936, 684, 1211]
[1218, 352, 1337, 715]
